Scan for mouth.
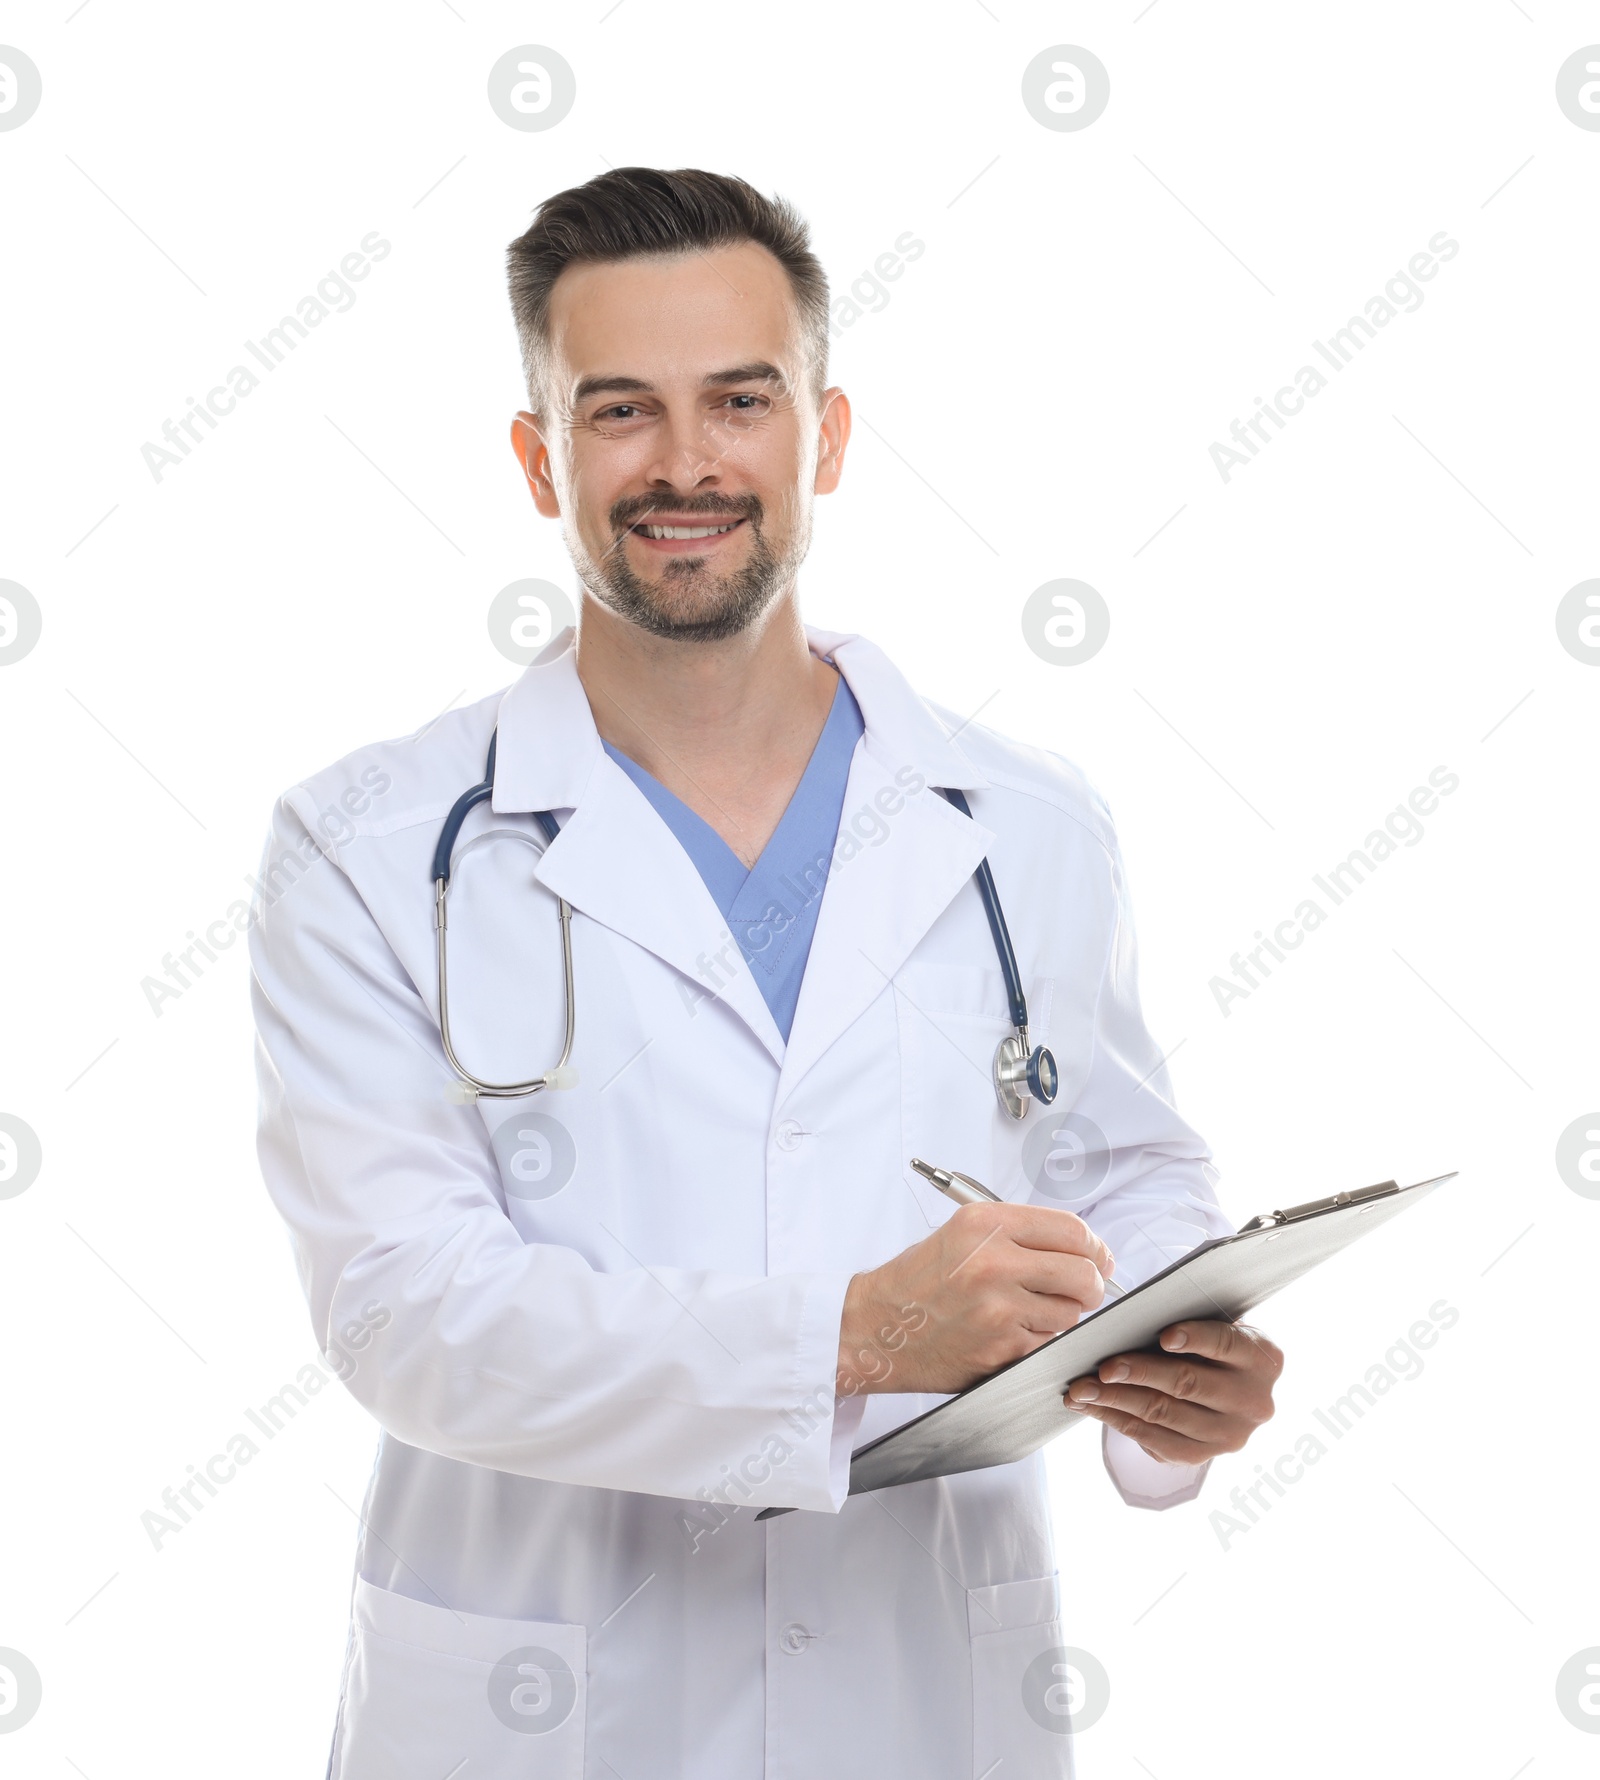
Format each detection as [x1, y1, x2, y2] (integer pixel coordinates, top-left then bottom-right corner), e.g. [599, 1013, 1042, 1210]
[627, 515, 749, 552]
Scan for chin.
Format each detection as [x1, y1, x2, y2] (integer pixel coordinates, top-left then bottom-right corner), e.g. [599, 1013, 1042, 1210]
[591, 548, 794, 643]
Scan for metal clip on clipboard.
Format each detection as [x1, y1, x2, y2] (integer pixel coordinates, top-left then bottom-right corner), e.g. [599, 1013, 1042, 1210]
[1236, 1179, 1400, 1233]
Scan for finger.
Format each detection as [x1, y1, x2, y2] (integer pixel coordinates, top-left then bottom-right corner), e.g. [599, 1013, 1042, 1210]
[1159, 1319, 1284, 1378]
[1066, 1401, 1216, 1465]
[1065, 1380, 1231, 1443]
[979, 1204, 1114, 1274]
[1090, 1351, 1260, 1416]
[1015, 1253, 1108, 1310]
[1016, 1290, 1095, 1335]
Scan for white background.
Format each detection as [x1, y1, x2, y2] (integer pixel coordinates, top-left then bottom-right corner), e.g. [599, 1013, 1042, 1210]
[2, 3, 1597, 1775]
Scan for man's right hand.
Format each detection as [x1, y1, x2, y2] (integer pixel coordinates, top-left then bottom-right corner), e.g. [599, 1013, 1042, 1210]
[835, 1203, 1116, 1397]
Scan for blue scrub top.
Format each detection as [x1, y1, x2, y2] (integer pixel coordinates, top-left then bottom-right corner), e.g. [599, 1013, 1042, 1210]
[601, 672, 865, 1042]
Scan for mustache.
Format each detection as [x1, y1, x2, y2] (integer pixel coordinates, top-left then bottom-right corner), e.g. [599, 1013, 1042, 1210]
[609, 493, 764, 530]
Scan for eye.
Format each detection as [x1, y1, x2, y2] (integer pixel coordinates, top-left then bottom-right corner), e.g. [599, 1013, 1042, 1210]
[582, 402, 657, 438]
[717, 391, 772, 422]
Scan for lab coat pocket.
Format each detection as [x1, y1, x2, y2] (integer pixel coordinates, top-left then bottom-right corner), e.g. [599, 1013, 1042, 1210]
[333, 1577, 586, 1780]
[895, 960, 1053, 1206]
[968, 1573, 1075, 1779]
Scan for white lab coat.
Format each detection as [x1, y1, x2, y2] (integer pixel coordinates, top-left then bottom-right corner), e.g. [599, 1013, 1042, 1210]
[250, 626, 1231, 1780]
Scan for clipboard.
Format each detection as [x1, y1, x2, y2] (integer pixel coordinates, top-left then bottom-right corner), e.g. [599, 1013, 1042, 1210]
[758, 1170, 1455, 1516]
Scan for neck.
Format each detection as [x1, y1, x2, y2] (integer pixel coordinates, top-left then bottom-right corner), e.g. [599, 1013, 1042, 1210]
[574, 588, 840, 865]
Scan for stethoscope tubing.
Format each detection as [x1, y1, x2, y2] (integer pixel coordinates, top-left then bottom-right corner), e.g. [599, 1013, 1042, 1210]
[432, 733, 1049, 1113]
[433, 733, 573, 1099]
[938, 787, 1031, 1035]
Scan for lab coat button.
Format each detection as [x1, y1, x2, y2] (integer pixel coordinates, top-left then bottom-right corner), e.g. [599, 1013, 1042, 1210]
[779, 1623, 812, 1654]
[774, 1120, 804, 1152]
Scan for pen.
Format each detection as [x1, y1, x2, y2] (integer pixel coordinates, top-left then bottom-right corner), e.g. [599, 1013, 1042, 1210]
[910, 1157, 1001, 1205]
[910, 1157, 1128, 1300]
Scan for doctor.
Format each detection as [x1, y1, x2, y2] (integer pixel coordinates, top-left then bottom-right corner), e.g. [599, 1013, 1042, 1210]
[251, 166, 1281, 1779]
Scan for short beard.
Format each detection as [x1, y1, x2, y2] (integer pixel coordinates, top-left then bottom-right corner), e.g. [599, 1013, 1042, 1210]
[578, 494, 807, 643]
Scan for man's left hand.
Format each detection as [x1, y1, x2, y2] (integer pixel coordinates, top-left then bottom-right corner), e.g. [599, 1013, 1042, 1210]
[1063, 1320, 1282, 1464]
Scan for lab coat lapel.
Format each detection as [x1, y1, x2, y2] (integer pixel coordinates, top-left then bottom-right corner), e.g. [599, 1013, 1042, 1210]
[491, 630, 786, 1067]
[776, 631, 995, 1099]
[537, 764, 786, 1064]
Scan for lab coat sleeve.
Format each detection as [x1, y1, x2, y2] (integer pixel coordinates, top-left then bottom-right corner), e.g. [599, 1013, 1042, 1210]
[1044, 796, 1238, 1510]
[248, 795, 859, 1514]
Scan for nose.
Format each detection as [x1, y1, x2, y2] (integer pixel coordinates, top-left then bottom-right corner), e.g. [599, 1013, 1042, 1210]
[642, 403, 732, 495]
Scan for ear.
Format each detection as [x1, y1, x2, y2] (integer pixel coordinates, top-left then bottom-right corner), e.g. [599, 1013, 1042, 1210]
[510, 412, 561, 518]
[813, 387, 852, 496]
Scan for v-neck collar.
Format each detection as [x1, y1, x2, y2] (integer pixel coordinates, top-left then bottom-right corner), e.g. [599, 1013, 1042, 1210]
[493, 624, 994, 1078]
[600, 669, 859, 908]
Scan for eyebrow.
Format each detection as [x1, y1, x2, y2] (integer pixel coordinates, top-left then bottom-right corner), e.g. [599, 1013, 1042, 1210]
[571, 362, 788, 404]
[702, 362, 786, 389]
[570, 373, 650, 404]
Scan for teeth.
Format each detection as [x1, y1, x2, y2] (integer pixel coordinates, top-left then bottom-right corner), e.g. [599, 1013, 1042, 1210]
[640, 521, 738, 539]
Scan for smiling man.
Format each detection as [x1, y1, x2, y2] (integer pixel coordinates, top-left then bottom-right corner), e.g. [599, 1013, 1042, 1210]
[251, 167, 1281, 1780]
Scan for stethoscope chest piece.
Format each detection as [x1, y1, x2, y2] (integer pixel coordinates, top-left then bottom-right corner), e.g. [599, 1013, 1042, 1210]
[993, 1032, 1059, 1122]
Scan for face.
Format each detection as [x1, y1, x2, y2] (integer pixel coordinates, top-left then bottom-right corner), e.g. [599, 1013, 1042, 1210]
[511, 241, 850, 642]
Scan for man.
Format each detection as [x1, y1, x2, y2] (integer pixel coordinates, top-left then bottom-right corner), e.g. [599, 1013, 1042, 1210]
[251, 166, 1281, 1779]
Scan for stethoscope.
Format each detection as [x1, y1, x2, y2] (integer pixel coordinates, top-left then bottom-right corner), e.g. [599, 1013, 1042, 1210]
[432, 732, 1059, 1121]
[432, 730, 576, 1102]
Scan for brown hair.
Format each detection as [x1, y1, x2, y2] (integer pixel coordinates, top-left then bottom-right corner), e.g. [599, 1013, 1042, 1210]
[506, 166, 830, 409]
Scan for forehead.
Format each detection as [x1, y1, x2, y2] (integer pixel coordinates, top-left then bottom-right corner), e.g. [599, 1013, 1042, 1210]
[544, 241, 807, 394]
